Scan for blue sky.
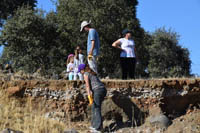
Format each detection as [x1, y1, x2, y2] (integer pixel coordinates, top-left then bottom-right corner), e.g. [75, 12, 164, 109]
[137, 0, 200, 76]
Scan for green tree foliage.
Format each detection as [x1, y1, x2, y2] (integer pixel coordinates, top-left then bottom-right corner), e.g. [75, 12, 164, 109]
[0, 0, 37, 26]
[0, 6, 64, 74]
[0, 0, 191, 78]
[0, 0, 150, 78]
[56, 0, 148, 78]
[147, 28, 191, 78]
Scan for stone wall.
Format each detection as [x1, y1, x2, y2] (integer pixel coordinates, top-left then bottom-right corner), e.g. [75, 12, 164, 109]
[2, 78, 200, 128]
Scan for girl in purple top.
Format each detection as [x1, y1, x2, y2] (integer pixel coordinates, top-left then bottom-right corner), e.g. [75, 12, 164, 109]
[78, 64, 106, 132]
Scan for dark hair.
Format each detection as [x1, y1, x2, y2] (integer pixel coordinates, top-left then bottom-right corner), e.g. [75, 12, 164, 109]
[76, 45, 83, 50]
[85, 24, 91, 28]
[122, 29, 132, 37]
[84, 64, 97, 76]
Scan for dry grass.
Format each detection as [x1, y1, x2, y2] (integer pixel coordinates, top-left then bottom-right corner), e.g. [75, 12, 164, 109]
[0, 89, 66, 133]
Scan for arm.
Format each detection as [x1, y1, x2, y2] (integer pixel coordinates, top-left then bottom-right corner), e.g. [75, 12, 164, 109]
[112, 40, 124, 51]
[84, 74, 92, 96]
[67, 64, 73, 72]
[66, 64, 70, 72]
[80, 54, 84, 64]
[89, 40, 95, 55]
[75, 49, 78, 60]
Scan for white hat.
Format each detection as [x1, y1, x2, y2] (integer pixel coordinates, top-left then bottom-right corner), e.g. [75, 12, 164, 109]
[80, 20, 91, 32]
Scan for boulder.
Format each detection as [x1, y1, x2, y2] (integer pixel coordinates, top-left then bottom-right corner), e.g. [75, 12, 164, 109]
[102, 91, 146, 125]
[147, 114, 172, 129]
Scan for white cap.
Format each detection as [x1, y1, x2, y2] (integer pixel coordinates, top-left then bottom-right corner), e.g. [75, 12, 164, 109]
[80, 20, 91, 32]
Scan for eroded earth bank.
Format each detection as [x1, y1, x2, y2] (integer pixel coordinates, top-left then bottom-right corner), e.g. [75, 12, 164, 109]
[1, 78, 200, 133]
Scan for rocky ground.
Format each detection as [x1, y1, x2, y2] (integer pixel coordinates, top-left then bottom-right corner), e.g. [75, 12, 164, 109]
[0, 73, 199, 132]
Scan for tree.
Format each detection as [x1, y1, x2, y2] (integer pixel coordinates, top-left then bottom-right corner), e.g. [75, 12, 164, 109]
[0, 6, 64, 75]
[56, 0, 148, 78]
[147, 28, 191, 78]
[0, 0, 37, 26]
[2, 1, 190, 79]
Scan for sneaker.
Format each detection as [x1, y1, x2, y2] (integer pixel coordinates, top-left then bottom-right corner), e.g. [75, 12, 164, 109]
[89, 126, 96, 130]
[90, 128, 102, 133]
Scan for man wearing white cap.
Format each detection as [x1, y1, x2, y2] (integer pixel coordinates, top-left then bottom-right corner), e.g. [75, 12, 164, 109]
[80, 20, 100, 74]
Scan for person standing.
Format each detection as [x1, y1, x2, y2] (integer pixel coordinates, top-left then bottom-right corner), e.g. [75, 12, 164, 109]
[78, 64, 107, 132]
[112, 29, 137, 79]
[80, 21, 100, 74]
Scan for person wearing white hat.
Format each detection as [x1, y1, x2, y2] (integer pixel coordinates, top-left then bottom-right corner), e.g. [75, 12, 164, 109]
[80, 20, 100, 74]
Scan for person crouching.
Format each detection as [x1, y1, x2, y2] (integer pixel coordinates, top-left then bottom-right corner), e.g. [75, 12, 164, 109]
[78, 64, 107, 132]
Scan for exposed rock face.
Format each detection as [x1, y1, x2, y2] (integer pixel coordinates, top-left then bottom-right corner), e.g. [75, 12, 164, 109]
[1, 78, 200, 131]
[102, 91, 146, 125]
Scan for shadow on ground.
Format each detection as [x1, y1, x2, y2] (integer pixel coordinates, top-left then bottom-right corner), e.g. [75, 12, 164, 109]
[102, 90, 148, 132]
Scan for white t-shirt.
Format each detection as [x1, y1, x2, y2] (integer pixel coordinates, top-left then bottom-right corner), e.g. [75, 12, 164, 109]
[119, 38, 136, 58]
[74, 54, 84, 73]
[67, 62, 74, 72]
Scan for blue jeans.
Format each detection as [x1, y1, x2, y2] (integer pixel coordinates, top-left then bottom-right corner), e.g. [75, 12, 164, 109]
[91, 88, 107, 130]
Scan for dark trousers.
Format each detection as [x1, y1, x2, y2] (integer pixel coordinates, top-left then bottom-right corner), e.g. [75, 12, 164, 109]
[120, 57, 136, 79]
[92, 88, 107, 130]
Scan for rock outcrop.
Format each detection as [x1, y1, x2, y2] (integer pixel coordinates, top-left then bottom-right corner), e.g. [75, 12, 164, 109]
[1, 78, 200, 131]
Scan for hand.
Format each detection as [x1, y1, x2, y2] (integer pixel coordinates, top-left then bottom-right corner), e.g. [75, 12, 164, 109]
[75, 49, 78, 55]
[121, 48, 125, 52]
[89, 50, 93, 56]
[88, 90, 93, 96]
[88, 54, 93, 60]
[88, 94, 93, 105]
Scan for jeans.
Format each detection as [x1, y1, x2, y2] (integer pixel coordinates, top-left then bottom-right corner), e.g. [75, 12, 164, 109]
[120, 57, 136, 79]
[88, 56, 98, 74]
[91, 88, 107, 130]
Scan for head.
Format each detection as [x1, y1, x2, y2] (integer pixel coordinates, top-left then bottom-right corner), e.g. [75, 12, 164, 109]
[80, 20, 91, 32]
[122, 29, 132, 39]
[78, 64, 97, 75]
[76, 45, 82, 54]
[67, 54, 74, 64]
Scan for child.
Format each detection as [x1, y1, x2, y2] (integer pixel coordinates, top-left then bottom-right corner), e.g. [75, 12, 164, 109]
[66, 54, 74, 80]
[74, 45, 84, 80]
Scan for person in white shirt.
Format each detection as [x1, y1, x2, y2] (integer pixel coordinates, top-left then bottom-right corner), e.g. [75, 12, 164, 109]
[66, 54, 75, 80]
[74, 45, 84, 80]
[112, 29, 137, 79]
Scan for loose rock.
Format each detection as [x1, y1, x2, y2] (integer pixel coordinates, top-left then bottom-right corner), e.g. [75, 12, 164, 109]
[1, 128, 23, 133]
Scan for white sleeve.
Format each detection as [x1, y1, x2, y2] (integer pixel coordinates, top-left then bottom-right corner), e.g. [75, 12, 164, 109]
[74, 58, 78, 67]
[79, 54, 84, 64]
[66, 64, 70, 72]
[118, 38, 124, 44]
